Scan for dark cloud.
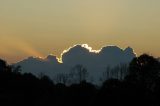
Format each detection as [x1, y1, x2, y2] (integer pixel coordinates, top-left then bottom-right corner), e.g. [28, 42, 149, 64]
[15, 44, 136, 84]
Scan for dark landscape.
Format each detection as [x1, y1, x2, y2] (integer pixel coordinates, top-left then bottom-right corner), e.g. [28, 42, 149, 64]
[0, 54, 160, 106]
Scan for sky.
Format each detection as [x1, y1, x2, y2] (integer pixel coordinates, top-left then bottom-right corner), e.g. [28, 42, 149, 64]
[0, 0, 160, 63]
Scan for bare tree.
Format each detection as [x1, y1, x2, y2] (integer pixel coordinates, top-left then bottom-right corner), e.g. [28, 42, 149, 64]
[119, 64, 128, 80]
[69, 64, 89, 83]
[100, 66, 111, 83]
[55, 73, 69, 84]
[101, 64, 128, 83]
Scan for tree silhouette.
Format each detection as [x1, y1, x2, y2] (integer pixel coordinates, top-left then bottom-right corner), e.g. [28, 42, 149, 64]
[55, 73, 69, 84]
[69, 64, 89, 83]
[100, 66, 111, 83]
[11, 65, 22, 74]
[126, 54, 160, 90]
[101, 64, 128, 83]
[0, 59, 10, 72]
[1, 54, 160, 106]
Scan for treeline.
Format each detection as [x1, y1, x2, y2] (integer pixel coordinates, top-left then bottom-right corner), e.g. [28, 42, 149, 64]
[54, 64, 128, 85]
[0, 54, 160, 106]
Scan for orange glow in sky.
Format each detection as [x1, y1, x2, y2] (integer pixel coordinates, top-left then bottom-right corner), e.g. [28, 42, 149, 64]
[0, 0, 160, 63]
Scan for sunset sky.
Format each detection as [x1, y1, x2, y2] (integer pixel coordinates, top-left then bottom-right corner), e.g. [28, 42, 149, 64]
[0, 0, 160, 63]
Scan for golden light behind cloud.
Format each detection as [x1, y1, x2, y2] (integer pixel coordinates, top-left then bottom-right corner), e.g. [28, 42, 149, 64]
[0, 0, 160, 63]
